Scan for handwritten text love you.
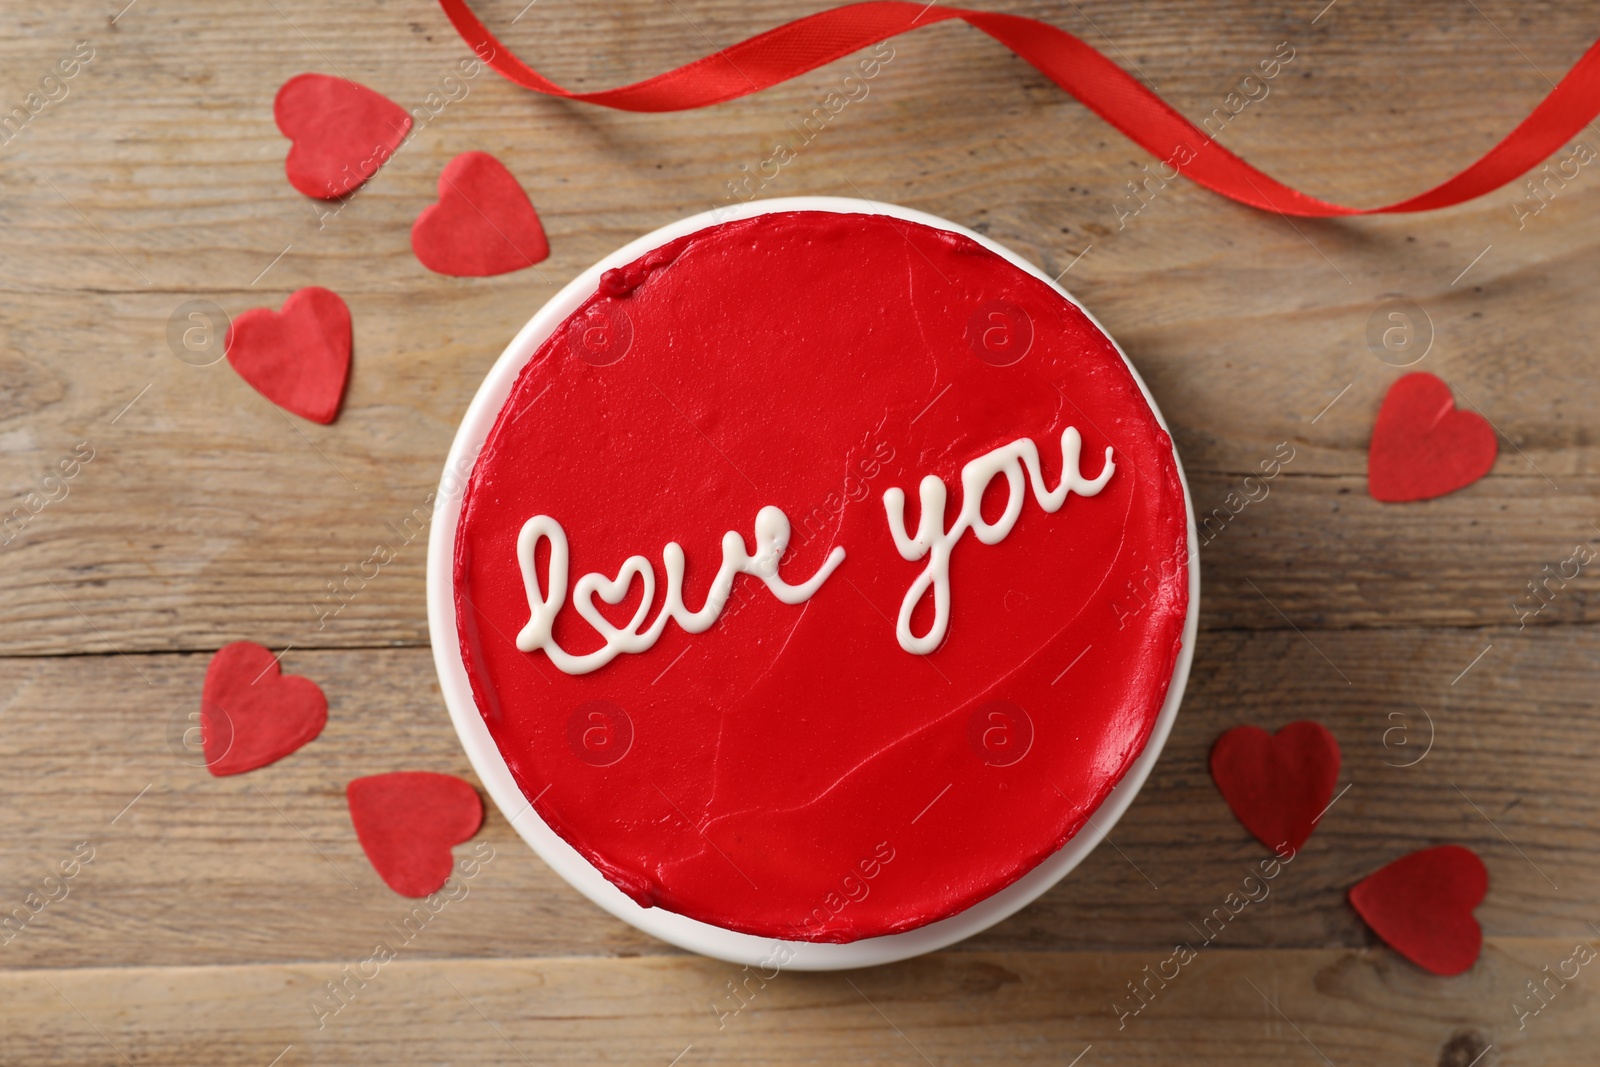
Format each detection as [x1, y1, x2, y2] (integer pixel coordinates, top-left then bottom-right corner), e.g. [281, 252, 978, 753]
[512, 427, 1113, 675]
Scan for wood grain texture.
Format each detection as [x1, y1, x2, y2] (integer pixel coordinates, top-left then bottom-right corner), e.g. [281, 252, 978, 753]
[2, 944, 1594, 1066]
[2, 1, 1600, 652]
[2, 627, 1596, 970]
[3, 0, 1600, 1063]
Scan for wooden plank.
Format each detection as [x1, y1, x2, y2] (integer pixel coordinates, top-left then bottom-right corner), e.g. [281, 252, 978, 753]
[2, 943, 1594, 1066]
[6, 436, 1600, 652]
[2, 626, 1594, 969]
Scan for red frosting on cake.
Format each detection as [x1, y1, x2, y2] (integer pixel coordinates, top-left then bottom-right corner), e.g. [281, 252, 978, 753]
[453, 210, 1189, 942]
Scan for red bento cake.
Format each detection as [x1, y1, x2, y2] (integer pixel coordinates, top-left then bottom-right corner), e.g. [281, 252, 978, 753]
[450, 207, 1191, 943]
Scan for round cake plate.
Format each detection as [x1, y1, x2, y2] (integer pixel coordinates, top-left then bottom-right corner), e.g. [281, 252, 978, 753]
[427, 196, 1200, 970]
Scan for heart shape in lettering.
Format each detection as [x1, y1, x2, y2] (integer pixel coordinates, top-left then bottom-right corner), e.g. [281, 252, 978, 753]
[1368, 373, 1497, 502]
[201, 642, 327, 776]
[573, 556, 656, 640]
[347, 772, 484, 897]
[226, 287, 351, 424]
[274, 73, 412, 199]
[1210, 721, 1340, 852]
[1349, 845, 1488, 976]
[411, 151, 550, 276]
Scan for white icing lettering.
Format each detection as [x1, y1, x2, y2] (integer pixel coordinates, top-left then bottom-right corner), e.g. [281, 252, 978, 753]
[881, 428, 1113, 655]
[516, 506, 845, 675]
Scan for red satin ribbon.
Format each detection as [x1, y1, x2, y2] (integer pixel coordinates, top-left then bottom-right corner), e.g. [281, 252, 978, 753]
[438, 0, 1600, 217]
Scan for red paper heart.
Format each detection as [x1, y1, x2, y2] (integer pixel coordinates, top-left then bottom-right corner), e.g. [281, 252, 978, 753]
[347, 772, 484, 897]
[411, 151, 549, 276]
[274, 73, 412, 200]
[1349, 845, 1488, 975]
[1368, 373, 1497, 502]
[201, 642, 327, 776]
[1210, 721, 1340, 852]
[226, 287, 352, 424]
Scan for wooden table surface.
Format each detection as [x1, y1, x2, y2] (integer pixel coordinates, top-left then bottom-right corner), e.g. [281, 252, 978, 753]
[4, 0, 1600, 1063]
